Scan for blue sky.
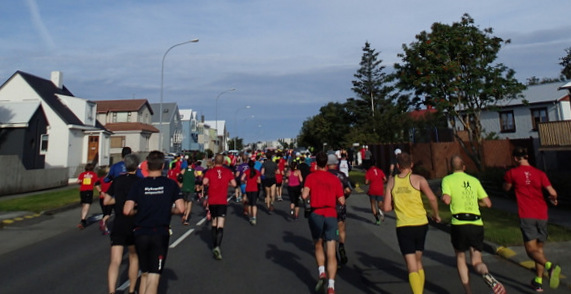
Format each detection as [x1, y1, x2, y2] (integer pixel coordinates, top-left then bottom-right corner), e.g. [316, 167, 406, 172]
[1, 0, 570, 143]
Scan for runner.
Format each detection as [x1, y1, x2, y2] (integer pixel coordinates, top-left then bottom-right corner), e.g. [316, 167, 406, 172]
[123, 151, 185, 294]
[365, 161, 387, 225]
[95, 167, 113, 234]
[302, 152, 346, 294]
[241, 160, 261, 225]
[203, 154, 237, 260]
[235, 153, 250, 215]
[261, 151, 278, 213]
[441, 155, 506, 294]
[180, 158, 196, 225]
[286, 161, 303, 219]
[326, 154, 353, 267]
[275, 151, 287, 201]
[503, 146, 561, 291]
[383, 152, 441, 294]
[77, 163, 99, 229]
[103, 154, 140, 294]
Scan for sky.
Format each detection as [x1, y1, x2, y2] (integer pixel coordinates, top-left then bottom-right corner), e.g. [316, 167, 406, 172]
[1, 0, 570, 144]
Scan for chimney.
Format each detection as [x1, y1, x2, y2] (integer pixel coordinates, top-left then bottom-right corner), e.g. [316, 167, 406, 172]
[51, 71, 63, 89]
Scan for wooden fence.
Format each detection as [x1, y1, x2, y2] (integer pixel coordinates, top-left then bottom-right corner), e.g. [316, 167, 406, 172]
[368, 138, 532, 179]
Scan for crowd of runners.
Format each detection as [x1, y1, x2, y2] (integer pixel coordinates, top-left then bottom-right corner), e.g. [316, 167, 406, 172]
[74, 145, 562, 294]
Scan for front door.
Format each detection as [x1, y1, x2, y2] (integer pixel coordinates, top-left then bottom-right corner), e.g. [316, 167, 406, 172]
[88, 136, 99, 162]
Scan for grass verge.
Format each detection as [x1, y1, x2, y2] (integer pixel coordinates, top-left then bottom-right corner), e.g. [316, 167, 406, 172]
[350, 170, 571, 246]
[0, 187, 79, 213]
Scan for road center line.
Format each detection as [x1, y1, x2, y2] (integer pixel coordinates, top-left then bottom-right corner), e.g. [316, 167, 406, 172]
[170, 228, 195, 248]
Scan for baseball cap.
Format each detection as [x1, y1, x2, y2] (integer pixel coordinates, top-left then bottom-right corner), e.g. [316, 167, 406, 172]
[327, 154, 339, 165]
[394, 148, 402, 155]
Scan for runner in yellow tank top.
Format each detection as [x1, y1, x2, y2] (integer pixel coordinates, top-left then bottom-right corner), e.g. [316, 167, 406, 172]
[392, 172, 429, 227]
[383, 152, 440, 294]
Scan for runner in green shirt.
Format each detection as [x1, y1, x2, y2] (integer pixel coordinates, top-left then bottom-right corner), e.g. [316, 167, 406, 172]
[441, 155, 505, 294]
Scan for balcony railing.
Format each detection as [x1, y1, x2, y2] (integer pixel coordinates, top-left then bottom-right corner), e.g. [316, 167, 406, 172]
[538, 120, 571, 150]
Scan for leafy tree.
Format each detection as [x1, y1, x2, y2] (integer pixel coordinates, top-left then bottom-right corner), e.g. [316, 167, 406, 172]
[560, 47, 571, 80]
[298, 102, 352, 151]
[394, 13, 526, 170]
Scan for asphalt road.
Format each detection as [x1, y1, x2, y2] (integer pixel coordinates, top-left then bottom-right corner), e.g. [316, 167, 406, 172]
[0, 190, 568, 293]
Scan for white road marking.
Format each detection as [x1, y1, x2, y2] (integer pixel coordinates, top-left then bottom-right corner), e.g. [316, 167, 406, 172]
[169, 228, 195, 248]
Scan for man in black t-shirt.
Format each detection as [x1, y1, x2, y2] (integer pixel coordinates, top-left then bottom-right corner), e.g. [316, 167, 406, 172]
[123, 151, 185, 294]
[103, 153, 140, 294]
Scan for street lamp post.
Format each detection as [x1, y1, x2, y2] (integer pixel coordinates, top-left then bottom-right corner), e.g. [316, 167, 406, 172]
[215, 88, 236, 153]
[233, 105, 251, 151]
[159, 39, 199, 153]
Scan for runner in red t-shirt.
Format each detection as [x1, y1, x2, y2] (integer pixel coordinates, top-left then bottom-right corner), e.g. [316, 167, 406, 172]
[203, 154, 237, 260]
[365, 163, 387, 224]
[275, 153, 286, 201]
[77, 163, 99, 229]
[241, 160, 261, 225]
[503, 146, 560, 290]
[302, 152, 345, 294]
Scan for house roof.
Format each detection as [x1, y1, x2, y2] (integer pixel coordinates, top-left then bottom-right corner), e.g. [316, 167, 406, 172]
[95, 99, 153, 114]
[7, 71, 86, 126]
[204, 120, 226, 136]
[150, 103, 179, 123]
[408, 107, 437, 120]
[501, 82, 570, 107]
[0, 101, 42, 127]
[105, 122, 159, 133]
[179, 109, 196, 121]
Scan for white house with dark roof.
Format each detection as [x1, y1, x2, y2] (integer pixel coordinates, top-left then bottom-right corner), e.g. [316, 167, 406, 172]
[95, 99, 159, 161]
[460, 82, 571, 140]
[0, 71, 111, 177]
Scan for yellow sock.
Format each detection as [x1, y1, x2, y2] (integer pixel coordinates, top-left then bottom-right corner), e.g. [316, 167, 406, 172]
[535, 276, 543, 284]
[409, 272, 423, 294]
[419, 269, 425, 289]
[545, 261, 552, 270]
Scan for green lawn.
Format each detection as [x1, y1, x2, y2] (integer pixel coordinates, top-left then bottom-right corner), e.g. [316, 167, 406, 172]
[0, 187, 80, 213]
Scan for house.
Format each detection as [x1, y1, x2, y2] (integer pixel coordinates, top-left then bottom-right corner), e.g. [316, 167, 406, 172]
[204, 120, 227, 153]
[150, 102, 182, 154]
[0, 71, 111, 177]
[0, 101, 48, 169]
[179, 109, 203, 151]
[95, 99, 159, 163]
[478, 82, 571, 140]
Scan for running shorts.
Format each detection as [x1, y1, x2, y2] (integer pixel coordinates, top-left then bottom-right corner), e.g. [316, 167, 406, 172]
[520, 218, 548, 242]
[246, 192, 258, 205]
[368, 195, 384, 202]
[134, 234, 170, 274]
[308, 213, 339, 241]
[263, 178, 276, 188]
[80, 191, 94, 204]
[450, 224, 484, 251]
[396, 224, 428, 255]
[210, 204, 227, 218]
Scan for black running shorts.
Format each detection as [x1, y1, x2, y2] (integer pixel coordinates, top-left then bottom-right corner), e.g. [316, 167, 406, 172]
[396, 224, 428, 255]
[80, 191, 94, 204]
[134, 234, 170, 274]
[450, 224, 484, 251]
[210, 204, 227, 219]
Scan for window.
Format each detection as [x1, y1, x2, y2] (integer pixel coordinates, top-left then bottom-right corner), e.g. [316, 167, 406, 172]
[127, 112, 132, 122]
[110, 136, 125, 148]
[499, 111, 515, 133]
[40, 134, 49, 154]
[531, 108, 548, 131]
[112, 112, 117, 123]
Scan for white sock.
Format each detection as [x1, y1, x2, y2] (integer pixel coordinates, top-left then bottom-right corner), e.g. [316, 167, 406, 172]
[318, 266, 325, 276]
[328, 279, 335, 289]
